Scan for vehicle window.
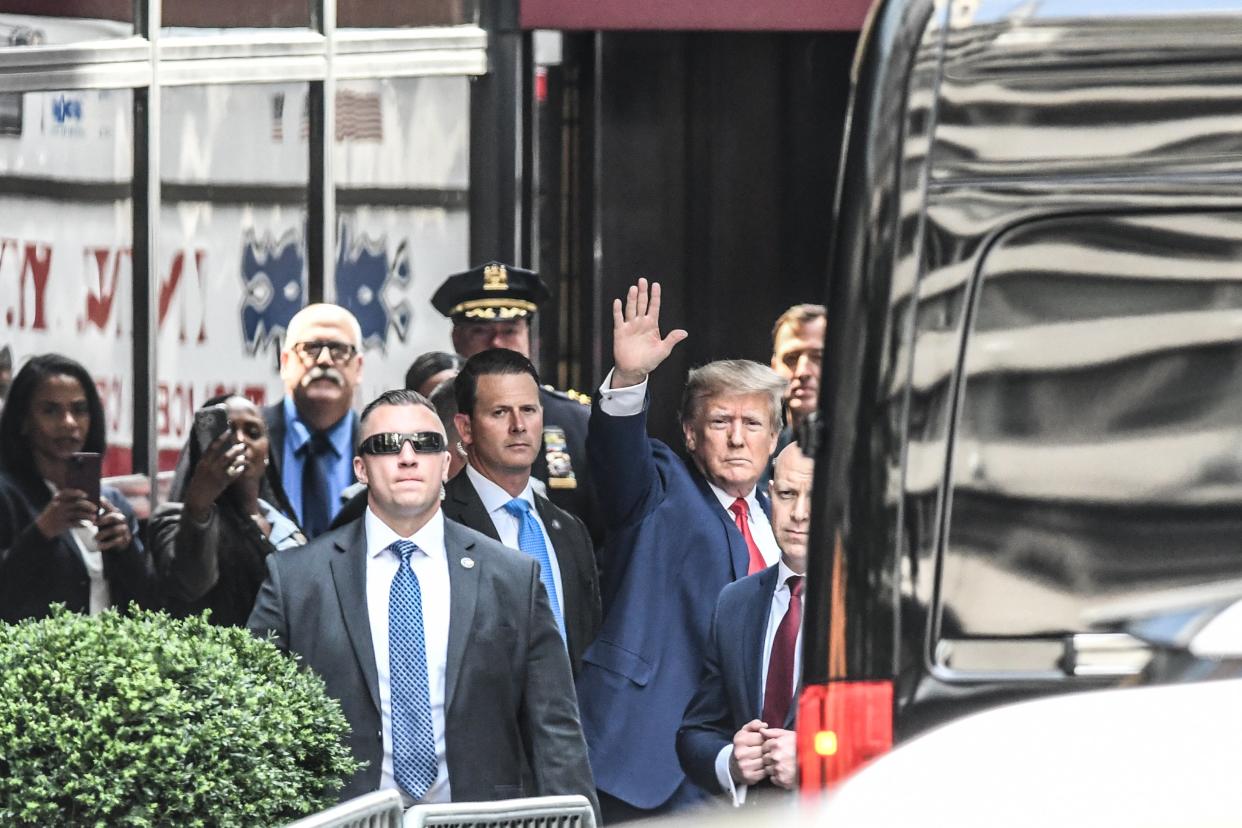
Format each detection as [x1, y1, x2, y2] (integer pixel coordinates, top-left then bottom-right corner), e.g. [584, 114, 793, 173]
[939, 212, 1242, 644]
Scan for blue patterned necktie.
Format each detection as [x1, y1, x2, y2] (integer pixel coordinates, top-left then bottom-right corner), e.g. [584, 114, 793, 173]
[503, 498, 566, 641]
[387, 539, 438, 800]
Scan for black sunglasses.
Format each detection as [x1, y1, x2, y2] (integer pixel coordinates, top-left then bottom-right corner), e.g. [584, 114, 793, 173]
[293, 340, 358, 364]
[358, 431, 447, 455]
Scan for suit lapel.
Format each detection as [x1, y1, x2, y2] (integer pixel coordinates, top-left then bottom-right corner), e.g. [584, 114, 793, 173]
[744, 566, 781, 719]
[444, 475, 500, 542]
[443, 520, 480, 716]
[329, 519, 381, 715]
[690, 467, 750, 580]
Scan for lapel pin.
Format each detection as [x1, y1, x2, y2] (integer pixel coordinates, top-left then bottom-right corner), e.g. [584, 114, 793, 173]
[460, 556, 475, 569]
[550, 519, 561, 530]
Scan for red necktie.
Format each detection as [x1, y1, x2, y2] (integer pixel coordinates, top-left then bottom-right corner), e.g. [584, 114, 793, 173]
[762, 575, 804, 726]
[729, 497, 767, 575]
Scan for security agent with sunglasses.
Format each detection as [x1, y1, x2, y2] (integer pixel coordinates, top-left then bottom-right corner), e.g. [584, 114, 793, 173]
[265, 303, 364, 538]
[432, 262, 602, 546]
[248, 389, 599, 819]
[444, 349, 600, 677]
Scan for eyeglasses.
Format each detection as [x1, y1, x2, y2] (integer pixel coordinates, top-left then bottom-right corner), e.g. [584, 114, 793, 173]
[358, 431, 447, 455]
[293, 340, 358, 364]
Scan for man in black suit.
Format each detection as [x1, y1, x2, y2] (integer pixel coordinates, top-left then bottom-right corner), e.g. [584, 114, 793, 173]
[677, 441, 813, 807]
[248, 388, 598, 818]
[444, 348, 601, 676]
[263, 303, 364, 536]
[431, 262, 600, 544]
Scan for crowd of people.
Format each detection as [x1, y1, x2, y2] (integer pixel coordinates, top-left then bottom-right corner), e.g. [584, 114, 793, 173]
[0, 263, 826, 823]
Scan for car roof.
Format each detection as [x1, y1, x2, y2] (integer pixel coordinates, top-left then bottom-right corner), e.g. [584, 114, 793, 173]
[824, 678, 1242, 827]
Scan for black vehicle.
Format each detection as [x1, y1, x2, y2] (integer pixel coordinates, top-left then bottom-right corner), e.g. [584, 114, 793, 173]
[798, 0, 1242, 792]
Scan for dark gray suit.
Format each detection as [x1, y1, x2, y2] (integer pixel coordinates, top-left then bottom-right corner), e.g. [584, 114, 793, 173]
[441, 473, 601, 676]
[246, 514, 599, 819]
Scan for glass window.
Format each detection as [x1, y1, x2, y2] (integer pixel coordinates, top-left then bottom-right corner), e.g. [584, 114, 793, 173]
[334, 75, 468, 400]
[0, 87, 134, 475]
[939, 212, 1242, 642]
[156, 83, 309, 471]
[161, 0, 308, 34]
[337, 0, 478, 28]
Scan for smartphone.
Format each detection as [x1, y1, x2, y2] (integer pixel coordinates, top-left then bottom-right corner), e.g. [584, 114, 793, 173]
[193, 404, 232, 454]
[65, 452, 102, 506]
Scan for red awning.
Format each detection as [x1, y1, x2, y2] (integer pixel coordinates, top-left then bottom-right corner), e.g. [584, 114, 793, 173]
[519, 0, 873, 32]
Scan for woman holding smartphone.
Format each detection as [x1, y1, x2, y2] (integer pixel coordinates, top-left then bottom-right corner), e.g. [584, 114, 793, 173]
[0, 353, 158, 622]
[151, 395, 305, 626]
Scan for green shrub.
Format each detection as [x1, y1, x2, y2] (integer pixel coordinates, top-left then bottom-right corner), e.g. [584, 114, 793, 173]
[0, 607, 360, 826]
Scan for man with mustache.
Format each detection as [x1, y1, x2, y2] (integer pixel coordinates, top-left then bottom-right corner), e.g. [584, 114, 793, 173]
[677, 441, 813, 807]
[443, 348, 600, 676]
[265, 303, 365, 537]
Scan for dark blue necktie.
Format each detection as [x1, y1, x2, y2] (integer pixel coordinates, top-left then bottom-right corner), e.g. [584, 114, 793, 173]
[387, 539, 438, 800]
[503, 498, 566, 641]
[300, 430, 333, 538]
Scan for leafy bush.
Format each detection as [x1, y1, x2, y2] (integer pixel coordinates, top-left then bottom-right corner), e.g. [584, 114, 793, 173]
[0, 607, 360, 826]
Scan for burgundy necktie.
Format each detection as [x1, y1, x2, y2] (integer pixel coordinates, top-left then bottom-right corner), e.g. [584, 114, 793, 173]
[762, 575, 804, 726]
[729, 497, 767, 575]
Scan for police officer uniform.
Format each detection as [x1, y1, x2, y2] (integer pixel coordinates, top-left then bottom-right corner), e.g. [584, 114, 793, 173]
[432, 262, 603, 546]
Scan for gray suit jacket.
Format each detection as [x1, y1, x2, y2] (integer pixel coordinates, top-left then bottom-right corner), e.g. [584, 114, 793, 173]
[441, 473, 601, 677]
[246, 514, 599, 819]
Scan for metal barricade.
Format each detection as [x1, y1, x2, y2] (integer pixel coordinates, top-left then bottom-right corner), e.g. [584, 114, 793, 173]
[284, 790, 405, 828]
[403, 795, 597, 828]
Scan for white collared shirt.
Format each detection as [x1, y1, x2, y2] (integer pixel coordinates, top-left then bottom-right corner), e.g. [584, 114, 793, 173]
[45, 480, 110, 615]
[364, 507, 452, 806]
[597, 369, 781, 566]
[464, 465, 565, 618]
[704, 481, 781, 568]
[715, 558, 806, 805]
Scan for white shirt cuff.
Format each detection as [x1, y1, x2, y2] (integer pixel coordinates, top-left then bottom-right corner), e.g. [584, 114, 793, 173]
[715, 745, 749, 806]
[597, 369, 648, 417]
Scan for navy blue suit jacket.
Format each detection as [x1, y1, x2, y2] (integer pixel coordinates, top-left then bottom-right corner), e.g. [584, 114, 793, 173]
[578, 396, 769, 810]
[676, 564, 794, 794]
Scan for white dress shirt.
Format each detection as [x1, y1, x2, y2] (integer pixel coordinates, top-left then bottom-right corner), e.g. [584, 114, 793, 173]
[364, 507, 452, 806]
[464, 464, 565, 618]
[597, 370, 781, 567]
[715, 558, 805, 805]
[46, 480, 110, 615]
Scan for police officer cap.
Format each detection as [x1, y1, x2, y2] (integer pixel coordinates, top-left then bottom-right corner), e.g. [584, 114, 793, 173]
[431, 261, 551, 322]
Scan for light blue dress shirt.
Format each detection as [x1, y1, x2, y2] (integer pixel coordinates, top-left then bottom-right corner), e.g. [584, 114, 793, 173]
[280, 395, 355, 528]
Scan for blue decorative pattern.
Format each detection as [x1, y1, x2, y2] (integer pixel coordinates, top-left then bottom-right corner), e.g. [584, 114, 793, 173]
[387, 540, 438, 800]
[240, 229, 304, 355]
[503, 498, 566, 641]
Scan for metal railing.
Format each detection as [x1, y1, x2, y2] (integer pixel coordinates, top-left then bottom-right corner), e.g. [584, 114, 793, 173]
[403, 795, 597, 828]
[284, 790, 404, 828]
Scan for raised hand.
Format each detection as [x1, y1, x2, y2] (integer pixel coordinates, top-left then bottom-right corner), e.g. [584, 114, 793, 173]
[184, 432, 246, 522]
[610, 277, 688, 389]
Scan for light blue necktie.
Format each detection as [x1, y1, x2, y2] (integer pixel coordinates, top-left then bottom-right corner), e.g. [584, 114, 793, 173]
[387, 539, 439, 800]
[503, 498, 566, 641]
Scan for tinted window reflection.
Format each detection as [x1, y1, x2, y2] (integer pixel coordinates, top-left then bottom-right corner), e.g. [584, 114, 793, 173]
[941, 213, 1242, 638]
